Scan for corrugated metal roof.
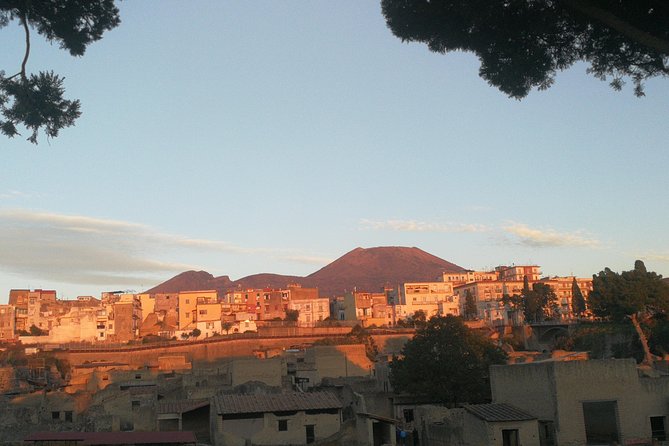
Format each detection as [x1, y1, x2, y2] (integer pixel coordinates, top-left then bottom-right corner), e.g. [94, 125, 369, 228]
[156, 398, 210, 414]
[214, 391, 342, 415]
[24, 431, 197, 445]
[464, 403, 536, 422]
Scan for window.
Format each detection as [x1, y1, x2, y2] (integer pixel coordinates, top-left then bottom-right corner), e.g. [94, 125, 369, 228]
[64, 411, 73, 422]
[651, 416, 667, 441]
[199, 309, 207, 315]
[278, 420, 288, 431]
[403, 409, 414, 423]
[135, 374, 141, 379]
[185, 299, 190, 304]
[132, 400, 140, 409]
[52, 411, 60, 420]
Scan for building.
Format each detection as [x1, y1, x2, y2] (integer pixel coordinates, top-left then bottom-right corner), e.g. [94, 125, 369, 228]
[177, 291, 217, 330]
[211, 391, 343, 446]
[537, 276, 593, 318]
[442, 270, 498, 286]
[454, 280, 525, 325]
[490, 358, 669, 445]
[0, 305, 16, 340]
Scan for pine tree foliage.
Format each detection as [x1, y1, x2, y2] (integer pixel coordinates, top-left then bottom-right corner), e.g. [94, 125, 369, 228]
[382, 0, 669, 98]
[0, 0, 120, 144]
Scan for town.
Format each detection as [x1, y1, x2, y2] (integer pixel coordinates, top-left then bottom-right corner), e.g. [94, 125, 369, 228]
[1, 254, 668, 446]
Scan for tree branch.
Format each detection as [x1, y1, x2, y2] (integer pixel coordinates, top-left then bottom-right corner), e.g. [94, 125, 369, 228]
[561, 0, 669, 54]
[19, 10, 30, 79]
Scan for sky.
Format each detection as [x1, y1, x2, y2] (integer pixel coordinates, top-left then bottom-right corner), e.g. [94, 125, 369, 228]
[1, 1, 668, 302]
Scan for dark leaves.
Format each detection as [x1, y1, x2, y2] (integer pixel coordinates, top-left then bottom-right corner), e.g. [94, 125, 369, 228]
[0, 72, 81, 144]
[381, 0, 669, 97]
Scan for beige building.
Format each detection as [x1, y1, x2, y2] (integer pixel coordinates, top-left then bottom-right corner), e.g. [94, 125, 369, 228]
[537, 276, 593, 318]
[0, 305, 15, 340]
[211, 391, 343, 446]
[491, 358, 669, 445]
[178, 291, 217, 330]
[454, 280, 525, 324]
[287, 297, 330, 327]
[442, 270, 498, 285]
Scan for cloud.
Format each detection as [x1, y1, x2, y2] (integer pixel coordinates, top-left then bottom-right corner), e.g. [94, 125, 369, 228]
[0, 209, 328, 289]
[0, 209, 195, 287]
[360, 219, 488, 233]
[637, 253, 669, 263]
[502, 222, 600, 248]
[0, 190, 37, 200]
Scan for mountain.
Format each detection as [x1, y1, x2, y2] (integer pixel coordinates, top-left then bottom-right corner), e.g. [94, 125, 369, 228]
[146, 271, 233, 294]
[146, 246, 466, 297]
[303, 246, 465, 296]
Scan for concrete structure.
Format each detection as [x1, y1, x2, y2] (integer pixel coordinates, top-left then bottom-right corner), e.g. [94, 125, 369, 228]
[454, 280, 525, 324]
[491, 358, 669, 445]
[178, 291, 217, 330]
[0, 304, 16, 340]
[442, 270, 498, 285]
[287, 297, 330, 327]
[211, 391, 343, 446]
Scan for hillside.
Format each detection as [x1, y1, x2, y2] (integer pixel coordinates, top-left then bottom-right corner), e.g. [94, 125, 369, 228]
[146, 246, 466, 297]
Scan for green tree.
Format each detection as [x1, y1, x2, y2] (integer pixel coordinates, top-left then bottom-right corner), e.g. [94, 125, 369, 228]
[464, 289, 477, 320]
[285, 309, 299, 322]
[533, 283, 559, 321]
[1, 0, 120, 143]
[381, 0, 669, 98]
[571, 277, 587, 317]
[521, 276, 540, 323]
[29, 324, 45, 336]
[588, 260, 669, 365]
[190, 328, 201, 338]
[412, 309, 428, 328]
[222, 321, 233, 335]
[389, 315, 507, 406]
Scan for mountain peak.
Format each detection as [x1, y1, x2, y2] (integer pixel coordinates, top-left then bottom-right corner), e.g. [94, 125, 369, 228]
[146, 246, 465, 297]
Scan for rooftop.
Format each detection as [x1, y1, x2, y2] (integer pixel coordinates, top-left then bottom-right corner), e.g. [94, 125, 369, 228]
[213, 391, 342, 415]
[464, 403, 536, 422]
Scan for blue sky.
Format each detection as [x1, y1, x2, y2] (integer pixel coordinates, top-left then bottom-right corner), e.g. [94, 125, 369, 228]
[1, 1, 668, 302]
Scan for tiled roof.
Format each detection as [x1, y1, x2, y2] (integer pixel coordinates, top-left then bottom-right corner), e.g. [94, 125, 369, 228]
[214, 391, 342, 415]
[156, 398, 210, 414]
[24, 431, 197, 445]
[464, 403, 536, 422]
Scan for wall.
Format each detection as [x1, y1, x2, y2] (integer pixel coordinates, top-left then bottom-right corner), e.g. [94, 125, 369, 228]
[491, 359, 669, 446]
[54, 331, 411, 368]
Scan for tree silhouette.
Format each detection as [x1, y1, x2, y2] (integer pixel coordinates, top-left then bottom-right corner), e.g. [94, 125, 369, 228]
[571, 277, 587, 317]
[390, 315, 507, 406]
[382, 0, 669, 98]
[588, 260, 669, 365]
[1, 0, 120, 143]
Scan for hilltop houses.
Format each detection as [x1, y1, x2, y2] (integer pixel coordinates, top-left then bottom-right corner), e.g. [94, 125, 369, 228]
[0, 262, 593, 344]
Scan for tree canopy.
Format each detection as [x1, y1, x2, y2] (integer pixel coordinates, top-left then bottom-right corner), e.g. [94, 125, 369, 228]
[390, 315, 507, 406]
[381, 0, 669, 98]
[0, 0, 120, 143]
[588, 260, 669, 365]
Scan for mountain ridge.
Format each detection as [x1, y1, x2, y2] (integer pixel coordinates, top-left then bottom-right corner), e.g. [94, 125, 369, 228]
[145, 246, 466, 297]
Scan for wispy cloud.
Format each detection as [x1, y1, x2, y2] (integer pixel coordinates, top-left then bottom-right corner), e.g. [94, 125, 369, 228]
[0, 190, 38, 200]
[637, 252, 669, 263]
[360, 218, 488, 233]
[502, 222, 599, 248]
[0, 209, 327, 289]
